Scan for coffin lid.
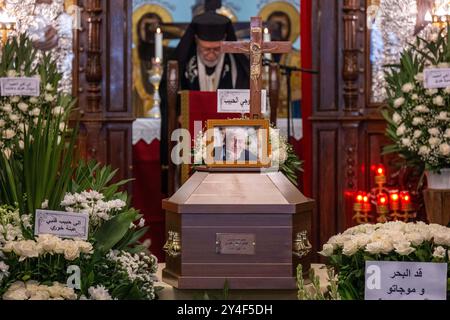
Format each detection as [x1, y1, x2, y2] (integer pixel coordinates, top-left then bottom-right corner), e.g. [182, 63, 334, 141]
[162, 171, 314, 214]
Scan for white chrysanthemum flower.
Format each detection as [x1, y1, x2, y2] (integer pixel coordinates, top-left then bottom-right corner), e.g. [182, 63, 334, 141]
[9, 114, 19, 122]
[445, 87, 450, 94]
[342, 240, 359, 256]
[88, 285, 113, 300]
[426, 88, 438, 96]
[401, 138, 412, 147]
[394, 241, 415, 256]
[414, 105, 429, 113]
[2, 148, 12, 159]
[439, 143, 450, 156]
[401, 83, 414, 93]
[432, 246, 446, 259]
[30, 108, 40, 116]
[396, 124, 406, 136]
[428, 128, 440, 136]
[433, 95, 444, 106]
[52, 106, 64, 116]
[414, 73, 424, 82]
[45, 94, 55, 102]
[2, 129, 15, 139]
[0, 119, 5, 127]
[393, 97, 405, 108]
[436, 111, 448, 120]
[445, 128, 450, 138]
[418, 145, 431, 156]
[41, 200, 49, 209]
[2, 104, 12, 112]
[319, 243, 334, 257]
[392, 112, 402, 124]
[17, 102, 29, 112]
[7, 69, 17, 77]
[411, 93, 419, 100]
[45, 83, 54, 91]
[413, 130, 422, 138]
[10, 96, 20, 103]
[412, 117, 424, 126]
[29, 97, 39, 104]
[429, 137, 441, 146]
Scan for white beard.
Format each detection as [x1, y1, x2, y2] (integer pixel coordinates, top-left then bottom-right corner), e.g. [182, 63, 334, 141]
[197, 51, 223, 68]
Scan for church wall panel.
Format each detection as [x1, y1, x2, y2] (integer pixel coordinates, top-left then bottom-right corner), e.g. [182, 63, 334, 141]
[102, 0, 133, 116]
[106, 123, 133, 184]
[72, 0, 134, 192]
[312, 125, 339, 253]
[316, 0, 340, 113]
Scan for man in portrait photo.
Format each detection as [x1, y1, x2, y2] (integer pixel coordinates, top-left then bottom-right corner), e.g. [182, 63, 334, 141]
[214, 127, 258, 163]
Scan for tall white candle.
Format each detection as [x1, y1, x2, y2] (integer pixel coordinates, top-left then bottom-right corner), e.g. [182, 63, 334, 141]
[155, 27, 163, 61]
[263, 27, 272, 61]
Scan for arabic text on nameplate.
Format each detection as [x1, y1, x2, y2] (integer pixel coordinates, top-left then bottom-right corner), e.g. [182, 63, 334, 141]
[364, 261, 447, 300]
[217, 89, 267, 114]
[423, 68, 450, 89]
[34, 209, 89, 240]
[0, 77, 40, 96]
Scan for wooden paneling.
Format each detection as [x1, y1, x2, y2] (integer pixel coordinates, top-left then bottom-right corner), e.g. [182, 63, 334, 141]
[311, 0, 418, 253]
[313, 125, 339, 251]
[72, 0, 134, 190]
[106, 123, 132, 184]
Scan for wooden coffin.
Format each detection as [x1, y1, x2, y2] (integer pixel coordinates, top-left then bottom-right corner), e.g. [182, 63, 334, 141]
[162, 171, 314, 289]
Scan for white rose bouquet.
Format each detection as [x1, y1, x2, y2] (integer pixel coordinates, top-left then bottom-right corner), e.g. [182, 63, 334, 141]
[383, 27, 450, 172]
[0, 36, 158, 300]
[319, 221, 450, 299]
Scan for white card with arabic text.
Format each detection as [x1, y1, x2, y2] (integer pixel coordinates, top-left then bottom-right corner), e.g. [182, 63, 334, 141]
[34, 209, 89, 240]
[217, 89, 267, 114]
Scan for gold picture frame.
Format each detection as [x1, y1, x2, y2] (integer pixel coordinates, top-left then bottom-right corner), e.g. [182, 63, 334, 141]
[205, 119, 271, 168]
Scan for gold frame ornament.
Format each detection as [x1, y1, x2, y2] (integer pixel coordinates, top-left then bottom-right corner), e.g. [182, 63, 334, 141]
[132, 4, 172, 116]
[205, 119, 271, 168]
[258, 1, 300, 43]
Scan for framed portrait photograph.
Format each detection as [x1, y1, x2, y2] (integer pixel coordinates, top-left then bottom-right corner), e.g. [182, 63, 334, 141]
[205, 119, 271, 168]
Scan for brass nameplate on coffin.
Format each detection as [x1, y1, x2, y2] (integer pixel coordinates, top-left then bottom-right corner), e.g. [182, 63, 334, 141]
[216, 233, 256, 255]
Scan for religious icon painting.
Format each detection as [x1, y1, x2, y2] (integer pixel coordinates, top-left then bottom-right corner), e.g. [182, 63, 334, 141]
[205, 119, 271, 168]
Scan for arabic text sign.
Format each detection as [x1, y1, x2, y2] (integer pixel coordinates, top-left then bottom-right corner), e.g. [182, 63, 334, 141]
[0, 77, 40, 96]
[217, 89, 267, 114]
[423, 68, 450, 89]
[365, 261, 447, 300]
[34, 210, 89, 240]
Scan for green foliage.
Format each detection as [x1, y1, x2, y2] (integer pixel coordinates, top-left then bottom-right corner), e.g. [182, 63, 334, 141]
[280, 143, 303, 186]
[383, 25, 450, 172]
[296, 264, 340, 300]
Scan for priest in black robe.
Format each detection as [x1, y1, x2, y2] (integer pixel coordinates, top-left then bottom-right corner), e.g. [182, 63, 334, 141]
[160, 7, 250, 194]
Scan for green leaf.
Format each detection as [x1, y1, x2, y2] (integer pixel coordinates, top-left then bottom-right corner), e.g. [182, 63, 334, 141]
[94, 209, 139, 252]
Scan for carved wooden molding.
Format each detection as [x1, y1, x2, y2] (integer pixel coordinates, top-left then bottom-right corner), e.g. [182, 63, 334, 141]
[343, 0, 360, 112]
[85, 0, 102, 113]
[167, 60, 179, 195]
[269, 62, 279, 125]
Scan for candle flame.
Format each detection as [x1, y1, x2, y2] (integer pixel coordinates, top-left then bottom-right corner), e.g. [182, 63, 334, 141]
[263, 27, 269, 34]
[156, 27, 161, 33]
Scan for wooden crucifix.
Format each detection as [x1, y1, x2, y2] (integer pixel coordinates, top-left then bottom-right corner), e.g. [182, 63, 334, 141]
[221, 16, 291, 118]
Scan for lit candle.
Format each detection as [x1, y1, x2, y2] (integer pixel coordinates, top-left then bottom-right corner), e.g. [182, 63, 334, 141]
[376, 192, 388, 222]
[390, 192, 400, 212]
[155, 27, 163, 61]
[400, 191, 412, 211]
[373, 164, 386, 187]
[263, 27, 272, 61]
